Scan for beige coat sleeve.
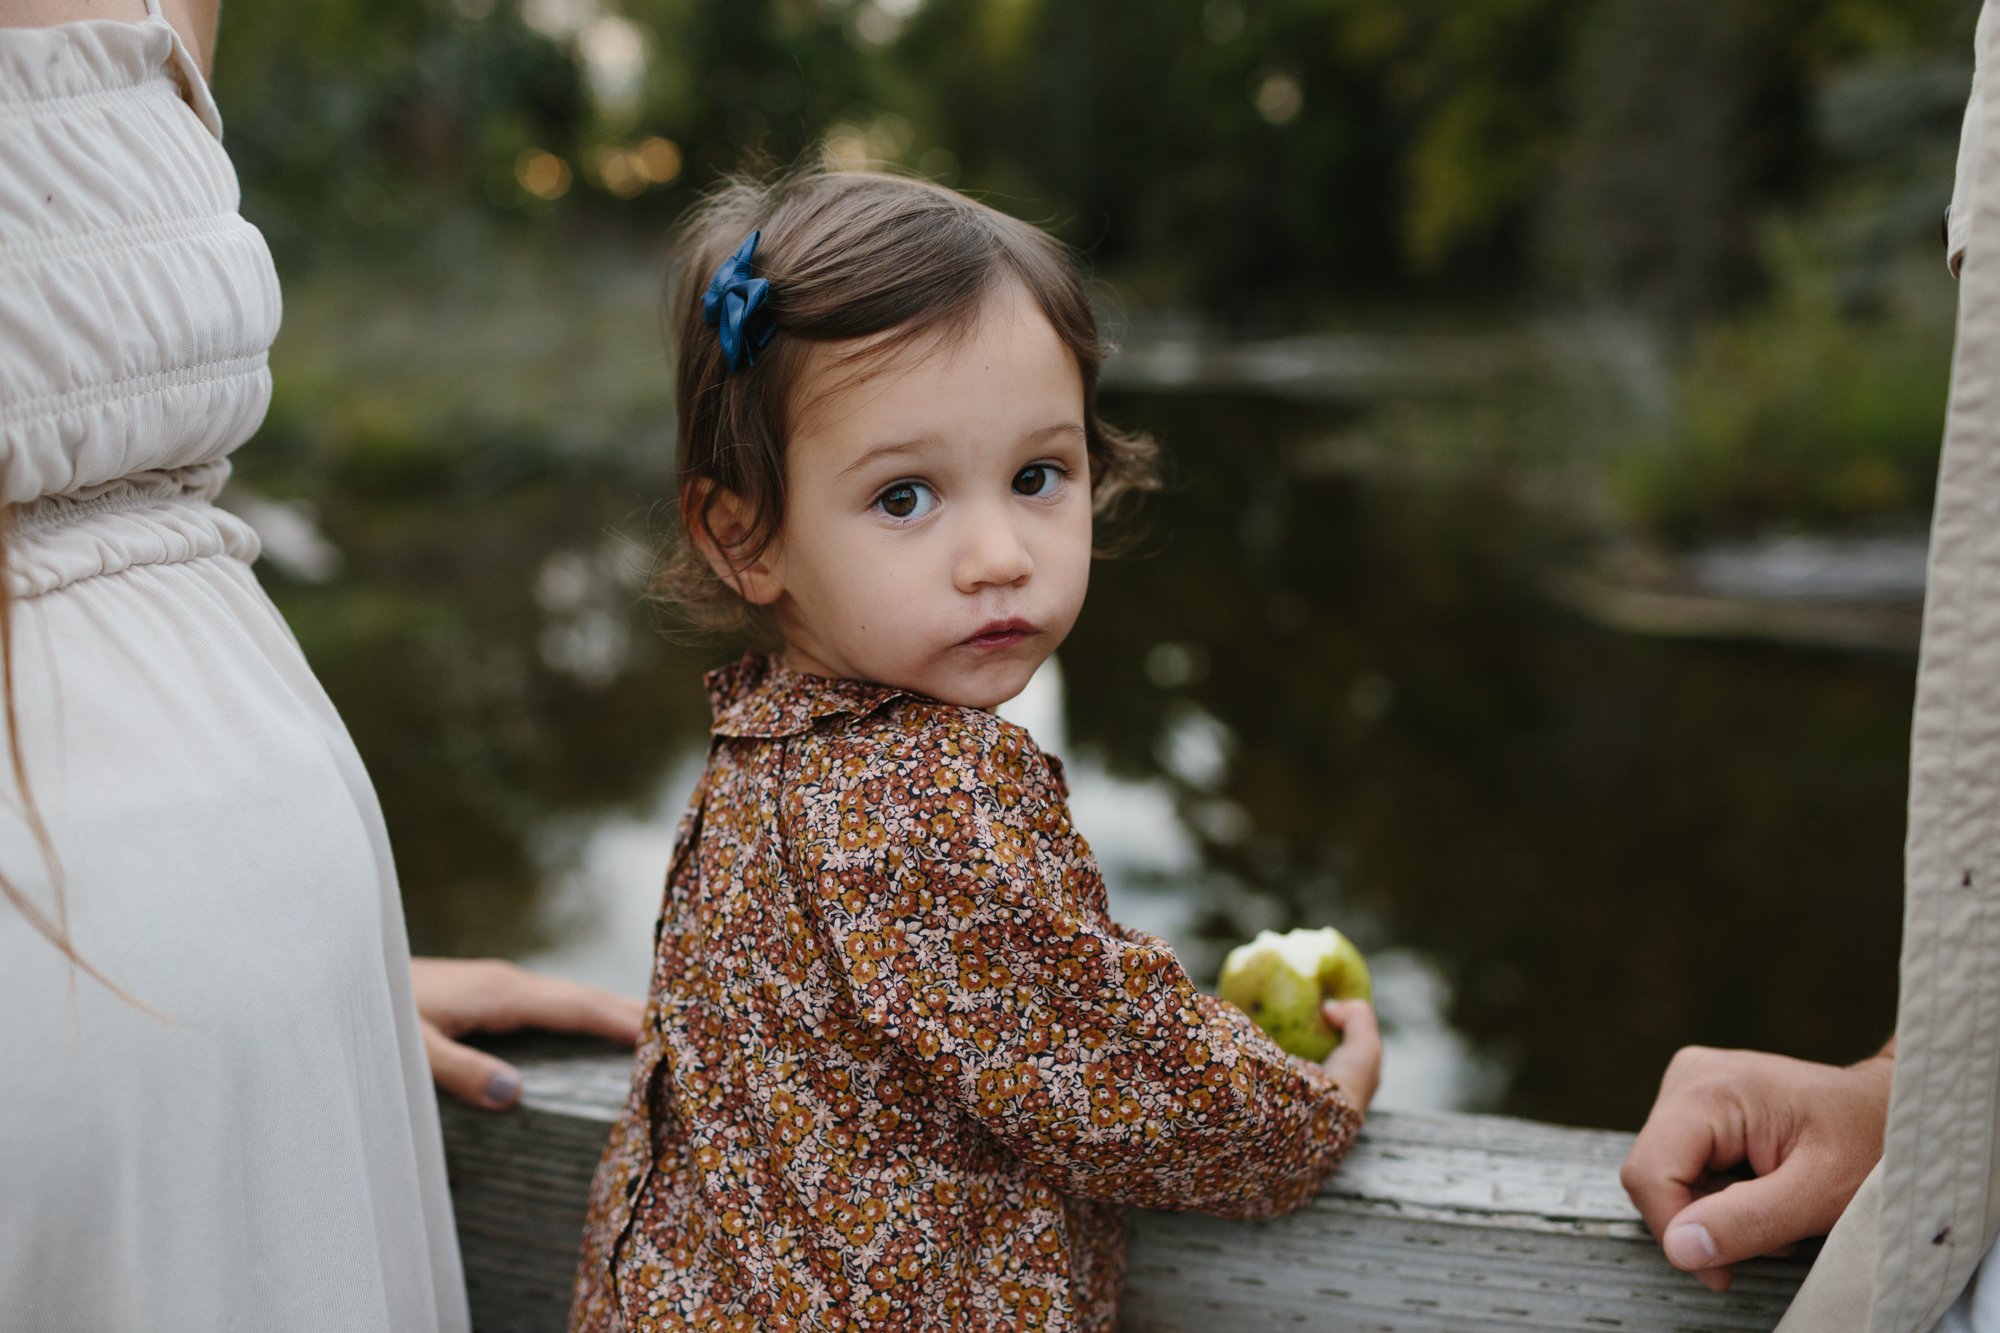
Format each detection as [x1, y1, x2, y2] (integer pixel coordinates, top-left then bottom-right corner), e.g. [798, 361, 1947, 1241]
[1954, 34, 1986, 279]
[1780, 4, 2000, 1330]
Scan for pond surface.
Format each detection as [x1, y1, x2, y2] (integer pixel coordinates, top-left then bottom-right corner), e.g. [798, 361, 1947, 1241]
[249, 387, 1913, 1131]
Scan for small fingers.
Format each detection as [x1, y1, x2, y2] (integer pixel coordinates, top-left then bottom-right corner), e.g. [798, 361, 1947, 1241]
[421, 1021, 524, 1111]
[1320, 1000, 1382, 1113]
[1323, 998, 1380, 1046]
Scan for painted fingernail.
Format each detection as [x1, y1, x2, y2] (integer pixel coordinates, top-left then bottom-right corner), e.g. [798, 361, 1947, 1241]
[484, 1069, 522, 1108]
[1666, 1222, 1718, 1270]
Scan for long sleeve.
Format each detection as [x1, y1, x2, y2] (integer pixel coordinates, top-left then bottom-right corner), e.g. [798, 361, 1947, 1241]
[792, 713, 1360, 1220]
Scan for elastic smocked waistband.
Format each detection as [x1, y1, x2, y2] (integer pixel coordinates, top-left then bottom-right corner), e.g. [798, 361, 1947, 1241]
[7, 470, 260, 599]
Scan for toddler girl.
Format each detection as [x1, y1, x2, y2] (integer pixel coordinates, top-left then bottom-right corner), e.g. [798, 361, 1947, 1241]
[571, 167, 1380, 1333]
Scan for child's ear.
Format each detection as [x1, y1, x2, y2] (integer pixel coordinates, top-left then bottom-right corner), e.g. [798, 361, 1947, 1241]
[687, 481, 784, 606]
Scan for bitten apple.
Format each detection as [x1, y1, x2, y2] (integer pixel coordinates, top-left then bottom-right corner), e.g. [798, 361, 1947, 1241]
[1217, 927, 1373, 1061]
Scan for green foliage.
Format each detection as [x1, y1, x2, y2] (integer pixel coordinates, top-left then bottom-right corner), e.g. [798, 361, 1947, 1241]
[215, 0, 591, 263]
[616, 0, 875, 179]
[891, 0, 1589, 314]
[1613, 229, 1953, 540]
[213, 0, 1976, 312]
[214, 0, 1983, 534]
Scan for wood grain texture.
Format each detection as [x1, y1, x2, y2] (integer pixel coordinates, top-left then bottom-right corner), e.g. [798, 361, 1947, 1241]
[439, 1035, 1810, 1332]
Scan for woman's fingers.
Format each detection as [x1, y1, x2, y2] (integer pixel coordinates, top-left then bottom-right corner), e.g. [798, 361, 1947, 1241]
[491, 969, 646, 1043]
[408, 957, 644, 1108]
[410, 956, 644, 1043]
[420, 1020, 524, 1111]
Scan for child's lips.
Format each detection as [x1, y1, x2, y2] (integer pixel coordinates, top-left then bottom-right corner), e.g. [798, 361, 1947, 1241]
[962, 619, 1038, 650]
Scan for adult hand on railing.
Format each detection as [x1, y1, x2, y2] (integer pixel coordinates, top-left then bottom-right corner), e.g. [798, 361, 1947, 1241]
[1620, 1043, 1893, 1292]
[411, 957, 644, 1110]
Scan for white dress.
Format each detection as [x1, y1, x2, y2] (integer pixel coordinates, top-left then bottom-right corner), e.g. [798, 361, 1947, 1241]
[0, 7, 470, 1330]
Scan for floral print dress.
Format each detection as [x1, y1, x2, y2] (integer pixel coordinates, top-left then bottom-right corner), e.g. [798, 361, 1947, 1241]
[571, 655, 1361, 1333]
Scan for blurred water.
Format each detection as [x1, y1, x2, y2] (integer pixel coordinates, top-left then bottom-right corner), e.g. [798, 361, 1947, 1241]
[514, 654, 1503, 1113]
[257, 388, 1912, 1129]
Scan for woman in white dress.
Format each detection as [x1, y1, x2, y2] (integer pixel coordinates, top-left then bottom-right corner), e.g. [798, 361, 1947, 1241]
[0, 2, 640, 1328]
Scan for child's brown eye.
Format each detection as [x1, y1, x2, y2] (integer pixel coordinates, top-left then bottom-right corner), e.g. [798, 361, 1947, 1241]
[875, 481, 936, 520]
[1013, 464, 1062, 497]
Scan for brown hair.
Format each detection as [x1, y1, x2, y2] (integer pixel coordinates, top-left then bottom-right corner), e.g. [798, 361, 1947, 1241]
[0, 506, 152, 1011]
[654, 166, 1158, 635]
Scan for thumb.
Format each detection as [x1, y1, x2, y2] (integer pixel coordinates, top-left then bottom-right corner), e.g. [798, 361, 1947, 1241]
[1662, 1166, 1817, 1276]
[1320, 999, 1382, 1113]
[421, 1021, 524, 1111]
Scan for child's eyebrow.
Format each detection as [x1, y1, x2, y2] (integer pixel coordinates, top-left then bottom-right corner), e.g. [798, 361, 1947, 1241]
[837, 422, 1085, 478]
[838, 437, 937, 478]
[1025, 421, 1088, 446]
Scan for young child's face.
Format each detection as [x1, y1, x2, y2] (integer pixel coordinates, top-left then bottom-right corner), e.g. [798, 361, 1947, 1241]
[757, 281, 1093, 709]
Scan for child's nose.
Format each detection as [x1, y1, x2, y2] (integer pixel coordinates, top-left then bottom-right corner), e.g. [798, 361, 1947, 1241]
[954, 513, 1034, 592]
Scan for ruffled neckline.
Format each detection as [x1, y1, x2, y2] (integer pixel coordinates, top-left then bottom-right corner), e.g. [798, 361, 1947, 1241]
[0, 11, 221, 141]
[706, 654, 912, 739]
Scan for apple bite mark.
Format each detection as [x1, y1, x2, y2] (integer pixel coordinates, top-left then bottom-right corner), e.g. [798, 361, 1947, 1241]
[1217, 927, 1374, 1061]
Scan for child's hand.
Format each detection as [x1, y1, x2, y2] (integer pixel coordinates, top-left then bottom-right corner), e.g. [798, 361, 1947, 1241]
[1319, 999, 1382, 1114]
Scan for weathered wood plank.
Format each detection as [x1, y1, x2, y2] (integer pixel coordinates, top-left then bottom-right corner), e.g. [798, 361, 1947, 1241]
[439, 1035, 1810, 1332]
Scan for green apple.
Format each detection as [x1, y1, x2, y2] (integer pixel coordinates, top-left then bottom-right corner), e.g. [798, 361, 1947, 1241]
[1217, 927, 1373, 1061]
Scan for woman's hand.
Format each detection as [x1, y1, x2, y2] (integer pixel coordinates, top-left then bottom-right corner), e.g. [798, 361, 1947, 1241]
[409, 957, 645, 1110]
[1320, 999, 1383, 1114]
[1620, 1044, 1893, 1291]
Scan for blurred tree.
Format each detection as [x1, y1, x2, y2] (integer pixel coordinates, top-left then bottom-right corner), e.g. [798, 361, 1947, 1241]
[1330, 0, 1592, 281]
[619, 0, 875, 186]
[1545, 1, 1823, 323]
[215, 0, 590, 262]
[1543, 0, 1974, 324]
[210, 0, 1979, 318]
[894, 0, 1591, 319]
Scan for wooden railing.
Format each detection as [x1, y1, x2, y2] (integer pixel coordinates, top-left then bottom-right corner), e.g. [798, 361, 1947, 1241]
[439, 1035, 1811, 1332]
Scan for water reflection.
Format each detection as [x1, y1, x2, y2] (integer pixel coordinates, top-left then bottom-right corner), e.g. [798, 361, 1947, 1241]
[1066, 390, 1911, 1128]
[259, 454, 718, 961]
[511, 652, 1499, 1113]
[250, 393, 1911, 1129]
[523, 751, 703, 994]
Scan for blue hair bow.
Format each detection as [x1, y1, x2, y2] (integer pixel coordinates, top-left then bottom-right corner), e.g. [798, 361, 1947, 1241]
[702, 230, 777, 373]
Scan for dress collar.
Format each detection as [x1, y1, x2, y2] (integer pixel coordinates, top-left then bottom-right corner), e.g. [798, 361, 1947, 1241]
[706, 653, 910, 739]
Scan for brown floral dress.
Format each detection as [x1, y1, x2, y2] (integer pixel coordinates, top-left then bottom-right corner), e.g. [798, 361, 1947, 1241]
[570, 655, 1361, 1333]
